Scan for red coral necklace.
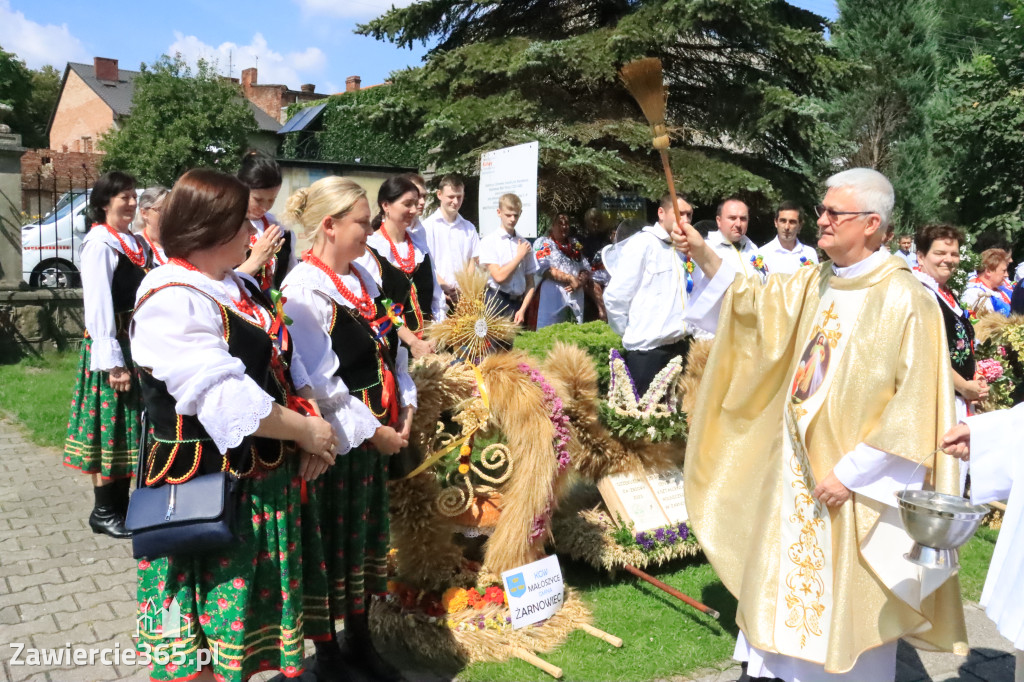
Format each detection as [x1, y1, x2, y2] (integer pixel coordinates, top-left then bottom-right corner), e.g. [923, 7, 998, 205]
[303, 251, 377, 321]
[382, 227, 416, 274]
[105, 224, 146, 267]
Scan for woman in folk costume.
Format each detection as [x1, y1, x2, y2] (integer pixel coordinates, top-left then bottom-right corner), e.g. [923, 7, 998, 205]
[135, 186, 169, 268]
[358, 174, 445, 359]
[962, 247, 1012, 317]
[282, 176, 415, 682]
[912, 224, 988, 494]
[534, 212, 606, 328]
[64, 171, 146, 539]
[943, 410, 1024, 682]
[674, 169, 967, 682]
[130, 169, 337, 682]
[236, 150, 297, 294]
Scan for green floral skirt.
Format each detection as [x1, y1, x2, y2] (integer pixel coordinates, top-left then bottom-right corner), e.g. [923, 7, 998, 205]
[63, 336, 140, 479]
[318, 446, 390, 621]
[135, 460, 315, 682]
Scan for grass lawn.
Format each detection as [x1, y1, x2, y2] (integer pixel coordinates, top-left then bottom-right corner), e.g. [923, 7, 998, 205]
[0, 348, 79, 448]
[0, 350, 1005, 680]
[456, 558, 738, 682]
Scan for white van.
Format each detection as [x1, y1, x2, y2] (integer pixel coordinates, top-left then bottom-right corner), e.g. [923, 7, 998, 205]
[21, 189, 141, 288]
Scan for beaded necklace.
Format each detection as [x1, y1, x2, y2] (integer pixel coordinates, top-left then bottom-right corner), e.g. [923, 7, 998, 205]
[382, 226, 416, 273]
[302, 251, 377, 320]
[168, 257, 266, 326]
[104, 224, 146, 267]
[142, 231, 166, 265]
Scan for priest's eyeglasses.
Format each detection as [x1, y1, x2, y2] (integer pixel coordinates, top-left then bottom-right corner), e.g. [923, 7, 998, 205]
[814, 204, 876, 222]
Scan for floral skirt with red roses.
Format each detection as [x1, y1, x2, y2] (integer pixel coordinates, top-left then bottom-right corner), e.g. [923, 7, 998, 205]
[63, 336, 140, 479]
[314, 445, 390, 624]
[135, 461, 320, 682]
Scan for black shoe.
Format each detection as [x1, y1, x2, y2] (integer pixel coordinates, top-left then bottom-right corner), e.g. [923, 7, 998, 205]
[89, 483, 131, 539]
[339, 613, 405, 682]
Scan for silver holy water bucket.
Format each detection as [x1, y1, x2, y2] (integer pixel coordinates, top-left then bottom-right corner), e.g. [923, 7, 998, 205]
[895, 458, 990, 570]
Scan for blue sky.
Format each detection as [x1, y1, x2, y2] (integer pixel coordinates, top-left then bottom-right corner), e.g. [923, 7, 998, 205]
[1, 0, 837, 95]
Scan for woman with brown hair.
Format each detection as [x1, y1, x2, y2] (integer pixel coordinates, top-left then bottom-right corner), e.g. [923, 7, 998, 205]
[130, 168, 336, 682]
[282, 175, 414, 682]
[64, 170, 144, 539]
[962, 247, 1012, 316]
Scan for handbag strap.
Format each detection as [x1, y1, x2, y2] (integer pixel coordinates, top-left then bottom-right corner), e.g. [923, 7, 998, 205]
[135, 408, 150, 489]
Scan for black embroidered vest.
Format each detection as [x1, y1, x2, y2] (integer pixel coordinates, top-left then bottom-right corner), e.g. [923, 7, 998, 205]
[135, 281, 292, 485]
[111, 250, 147, 337]
[935, 292, 976, 382]
[325, 294, 400, 425]
[367, 244, 436, 336]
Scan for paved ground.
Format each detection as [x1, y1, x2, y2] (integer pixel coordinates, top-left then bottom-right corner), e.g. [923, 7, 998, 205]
[0, 414, 1017, 682]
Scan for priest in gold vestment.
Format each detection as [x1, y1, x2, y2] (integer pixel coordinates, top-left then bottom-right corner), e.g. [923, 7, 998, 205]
[674, 169, 967, 682]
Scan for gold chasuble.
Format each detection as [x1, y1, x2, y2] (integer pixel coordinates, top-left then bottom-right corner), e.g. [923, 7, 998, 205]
[684, 256, 967, 674]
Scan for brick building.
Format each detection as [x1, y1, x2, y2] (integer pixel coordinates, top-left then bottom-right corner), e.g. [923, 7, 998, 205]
[239, 67, 332, 123]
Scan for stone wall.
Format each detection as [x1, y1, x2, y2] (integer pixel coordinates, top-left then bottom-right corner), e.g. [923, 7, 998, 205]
[0, 288, 84, 359]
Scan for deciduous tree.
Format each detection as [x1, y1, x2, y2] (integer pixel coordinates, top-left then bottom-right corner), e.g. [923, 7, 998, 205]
[98, 55, 256, 186]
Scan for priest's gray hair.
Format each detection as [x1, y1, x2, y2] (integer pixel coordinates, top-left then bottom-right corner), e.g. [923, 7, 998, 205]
[825, 168, 894, 231]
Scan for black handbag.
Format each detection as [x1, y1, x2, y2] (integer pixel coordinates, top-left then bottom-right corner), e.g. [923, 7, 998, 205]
[125, 410, 241, 560]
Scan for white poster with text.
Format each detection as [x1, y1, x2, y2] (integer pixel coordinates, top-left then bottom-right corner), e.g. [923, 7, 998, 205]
[478, 141, 539, 238]
[501, 554, 564, 629]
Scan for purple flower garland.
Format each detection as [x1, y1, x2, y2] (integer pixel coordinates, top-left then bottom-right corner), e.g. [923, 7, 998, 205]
[518, 363, 572, 541]
[635, 522, 690, 552]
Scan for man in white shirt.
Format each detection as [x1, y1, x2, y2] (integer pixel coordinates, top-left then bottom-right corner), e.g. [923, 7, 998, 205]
[895, 234, 918, 268]
[758, 201, 819, 275]
[478, 193, 537, 324]
[695, 198, 762, 288]
[604, 193, 694, 395]
[421, 174, 480, 302]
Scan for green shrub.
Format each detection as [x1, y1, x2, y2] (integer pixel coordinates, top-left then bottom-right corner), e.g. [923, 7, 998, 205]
[514, 321, 622, 392]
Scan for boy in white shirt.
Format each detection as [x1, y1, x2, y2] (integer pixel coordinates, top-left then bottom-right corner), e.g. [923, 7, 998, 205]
[478, 193, 537, 324]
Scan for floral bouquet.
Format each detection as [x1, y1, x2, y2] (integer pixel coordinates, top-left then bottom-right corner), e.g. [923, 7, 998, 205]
[972, 315, 1024, 411]
[600, 349, 688, 443]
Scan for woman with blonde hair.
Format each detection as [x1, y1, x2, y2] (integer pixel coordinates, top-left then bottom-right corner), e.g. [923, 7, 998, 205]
[281, 176, 413, 682]
[962, 248, 1012, 316]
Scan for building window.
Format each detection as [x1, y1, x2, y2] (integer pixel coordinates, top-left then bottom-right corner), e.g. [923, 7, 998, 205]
[82, 137, 92, 153]
[72, 140, 81, 152]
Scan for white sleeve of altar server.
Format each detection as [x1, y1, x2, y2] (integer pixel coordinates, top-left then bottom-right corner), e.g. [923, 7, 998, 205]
[682, 260, 739, 335]
[833, 443, 927, 505]
[130, 287, 274, 454]
[966, 405, 1021, 504]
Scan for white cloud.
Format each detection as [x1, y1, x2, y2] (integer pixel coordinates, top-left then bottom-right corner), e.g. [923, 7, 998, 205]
[0, 0, 89, 70]
[168, 32, 327, 89]
[295, 0, 419, 19]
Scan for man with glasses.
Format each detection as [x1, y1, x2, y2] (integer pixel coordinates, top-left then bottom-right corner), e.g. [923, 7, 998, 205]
[674, 168, 967, 682]
[604, 193, 696, 394]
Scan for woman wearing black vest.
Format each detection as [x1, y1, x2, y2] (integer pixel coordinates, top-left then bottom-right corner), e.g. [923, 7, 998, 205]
[236, 150, 297, 293]
[282, 175, 414, 682]
[64, 171, 146, 538]
[130, 169, 337, 682]
[359, 175, 446, 359]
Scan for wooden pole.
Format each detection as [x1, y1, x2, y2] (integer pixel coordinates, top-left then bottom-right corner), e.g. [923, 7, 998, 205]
[579, 622, 623, 647]
[660, 149, 685, 231]
[623, 563, 720, 619]
[513, 649, 563, 678]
